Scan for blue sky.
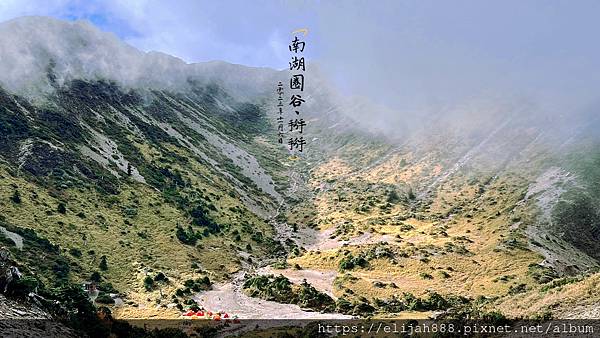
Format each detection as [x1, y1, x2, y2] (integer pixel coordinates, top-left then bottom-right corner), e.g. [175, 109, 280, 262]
[0, 0, 319, 68]
[1, 0, 599, 114]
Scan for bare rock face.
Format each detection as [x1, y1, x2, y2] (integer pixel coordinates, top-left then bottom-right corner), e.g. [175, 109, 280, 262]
[0, 293, 80, 338]
[0, 248, 79, 336]
[0, 248, 22, 294]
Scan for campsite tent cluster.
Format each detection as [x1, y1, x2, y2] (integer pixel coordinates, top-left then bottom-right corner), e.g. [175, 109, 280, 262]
[181, 308, 239, 322]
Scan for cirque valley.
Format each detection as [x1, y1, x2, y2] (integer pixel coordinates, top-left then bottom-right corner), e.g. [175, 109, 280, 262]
[0, 16, 599, 331]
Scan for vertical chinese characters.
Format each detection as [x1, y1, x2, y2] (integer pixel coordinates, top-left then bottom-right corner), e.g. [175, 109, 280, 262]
[288, 35, 307, 153]
[276, 82, 284, 144]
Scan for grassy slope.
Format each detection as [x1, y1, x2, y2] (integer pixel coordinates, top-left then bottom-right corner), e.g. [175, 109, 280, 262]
[0, 79, 287, 319]
[281, 145, 584, 318]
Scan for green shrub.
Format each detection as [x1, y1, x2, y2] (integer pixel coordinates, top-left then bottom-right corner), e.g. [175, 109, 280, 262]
[96, 293, 115, 304]
[386, 190, 400, 204]
[52, 257, 71, 280]
[419, 272, 433, 280]
[508, 283, 527, 295]
[68, 248, 82, 258]
[9, 276, 38, 297]
[352, 301, 376, 316]
[271, 261, 288, 269]
[144, 276, 154, 291]
[335, 297, 353, 313]
[154, 272, 167, 282]
[90, 271, 102, 283]
[251, 231, 264, 243]
[243, 274, 334, 313]
[296, 280, 335, 311]
[182, 277, 211, 292]
[57, 202, 67, 214]
[175, 226, 199, 245]
[338, 254, 368, 272]
[10, 190, 21, 204]
[99, 255, 108, 271]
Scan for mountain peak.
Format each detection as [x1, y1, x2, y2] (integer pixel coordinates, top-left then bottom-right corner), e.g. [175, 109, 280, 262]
[0, 16, 281, 99]
[0, 16, 190, 95]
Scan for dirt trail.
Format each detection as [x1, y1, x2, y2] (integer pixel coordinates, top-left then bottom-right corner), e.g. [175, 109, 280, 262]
[193, 272, 351, 319]
[194, 170, 352, 319]
[195, 160, 401, 319]
[193, 283, 349, 319]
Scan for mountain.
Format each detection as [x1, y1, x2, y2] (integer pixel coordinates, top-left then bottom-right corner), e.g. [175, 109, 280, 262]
[0, 15, 599, 333]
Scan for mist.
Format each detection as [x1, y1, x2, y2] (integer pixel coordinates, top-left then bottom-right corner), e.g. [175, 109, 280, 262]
[307, 0, 600, 141]
[0, 1, 598, 145]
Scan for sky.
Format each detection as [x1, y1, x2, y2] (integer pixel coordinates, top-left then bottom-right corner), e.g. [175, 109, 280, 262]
[1, 0, 599, 119]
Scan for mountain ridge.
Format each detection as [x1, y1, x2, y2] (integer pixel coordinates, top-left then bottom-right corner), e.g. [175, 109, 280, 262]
[0, 16, 282, 101]
[0, 15, 598, 329]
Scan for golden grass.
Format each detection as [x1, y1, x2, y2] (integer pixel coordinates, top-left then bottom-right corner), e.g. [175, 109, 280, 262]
[495, 272, 600, 318]
[286, 151, 549, 314]
[0, 137, 274, 319]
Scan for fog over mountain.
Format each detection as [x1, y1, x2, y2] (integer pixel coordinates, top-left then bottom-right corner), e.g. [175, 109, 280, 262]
[0, 16, 280, 101]
[0, 14, 600, 330]
[1, 15, 598, 150]
[313, 1, 600, 139]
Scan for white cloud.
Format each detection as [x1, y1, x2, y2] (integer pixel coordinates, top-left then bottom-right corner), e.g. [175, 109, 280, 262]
[0, 0, 291, 67]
